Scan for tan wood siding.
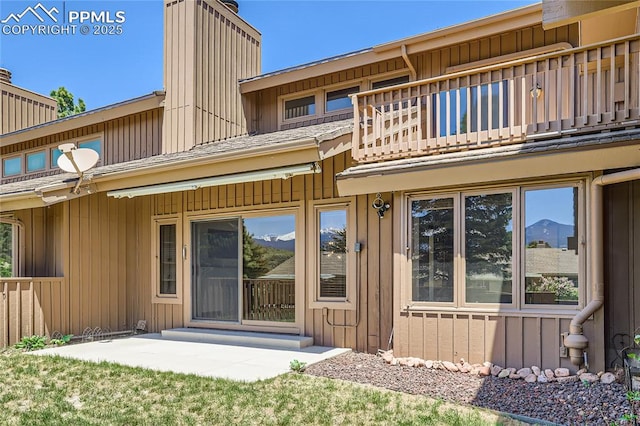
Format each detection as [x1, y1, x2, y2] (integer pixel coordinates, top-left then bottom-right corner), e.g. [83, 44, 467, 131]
[250, 24, 578, 134]
[1, 109, 163, 184]
[149, 152, 394, 352]
[604, 180, 640, 368]
[395, 311, 594, 371]
[0, 278, 70, 347]
[0, 84, 57, 135]
[163, 0, 260, 153]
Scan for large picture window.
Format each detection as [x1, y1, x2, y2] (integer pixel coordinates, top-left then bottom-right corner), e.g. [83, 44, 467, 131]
[407, 182, 582, 309]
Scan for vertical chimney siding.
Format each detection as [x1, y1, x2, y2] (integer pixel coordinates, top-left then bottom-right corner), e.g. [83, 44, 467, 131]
[163, 0, 261, 154]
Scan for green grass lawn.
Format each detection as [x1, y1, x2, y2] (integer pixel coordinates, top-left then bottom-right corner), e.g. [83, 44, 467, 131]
[0, 349, 518, 425]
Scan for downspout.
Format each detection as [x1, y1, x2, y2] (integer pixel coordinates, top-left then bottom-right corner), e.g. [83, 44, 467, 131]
[564, 168, 640, 366]
[400, 45, 417, 81]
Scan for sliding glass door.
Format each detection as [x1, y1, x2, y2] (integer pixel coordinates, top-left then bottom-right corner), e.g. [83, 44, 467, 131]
[191, 219, 240, 322]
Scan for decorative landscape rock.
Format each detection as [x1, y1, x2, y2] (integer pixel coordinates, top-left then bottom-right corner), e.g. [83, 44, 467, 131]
[600, 372, 616, 384]
[491, 365, 503, 376]
[498, 369, 511, 378]
[374, 350, 620, 388]
[579, 373, 599, 383]
[442, 361, 459, 372]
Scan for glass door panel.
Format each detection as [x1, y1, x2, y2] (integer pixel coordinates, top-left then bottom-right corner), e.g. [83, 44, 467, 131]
[192, 219, 240, 322]
[242, 215, 296, 322]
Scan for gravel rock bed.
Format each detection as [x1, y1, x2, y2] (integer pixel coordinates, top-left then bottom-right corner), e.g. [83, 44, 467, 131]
[305, 351, 636, 425]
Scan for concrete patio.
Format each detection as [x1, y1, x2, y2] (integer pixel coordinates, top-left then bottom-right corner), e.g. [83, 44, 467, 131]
[33, 333, 350, 382]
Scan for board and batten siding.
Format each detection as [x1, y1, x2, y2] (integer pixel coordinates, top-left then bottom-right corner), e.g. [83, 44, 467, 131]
[604, 180, 640, 368]
[249, 23, 578, 134]
[0, 109, 163, 184]
[163, 0, 261, 153]
[151, 152, 395, 353]
[0, 84, 57, 135]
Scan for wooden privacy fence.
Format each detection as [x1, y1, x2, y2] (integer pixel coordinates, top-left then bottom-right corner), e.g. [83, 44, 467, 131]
[243, 279, 295, 322]
[1, 278, 70, 348]
[352, 35, 640, 162]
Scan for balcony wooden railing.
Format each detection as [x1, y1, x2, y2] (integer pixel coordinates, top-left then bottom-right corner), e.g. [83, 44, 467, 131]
[243, 278, 295, 322]
[352, 36, 640, 163]
[1, 277, 69, 347]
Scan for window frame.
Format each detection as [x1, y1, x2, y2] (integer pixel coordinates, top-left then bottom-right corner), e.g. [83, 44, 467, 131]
[308, 198, 357, 311]
[325, 85, 360, 113]
[407, 192, 459, 307]
[2, 155, 22, 177]
[460, 188, 517, 309]
[280, 91, 318, 124]
[0, 217, 24, 277]
[152, 215, 183, 305]
[403, 180, 586, 312]
[520, 181, 585, 310]
[25, 150, 47, 173]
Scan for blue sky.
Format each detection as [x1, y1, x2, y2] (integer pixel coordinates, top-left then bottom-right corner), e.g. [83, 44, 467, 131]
[1, 0, 533, 109]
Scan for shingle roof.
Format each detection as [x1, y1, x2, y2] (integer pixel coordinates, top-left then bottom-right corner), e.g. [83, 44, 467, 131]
[1, 119, 353, 197]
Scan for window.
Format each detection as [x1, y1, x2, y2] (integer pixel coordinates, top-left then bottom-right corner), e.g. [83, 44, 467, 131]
[51, 147, 63, 168]
[78, 139, 102, 158]
[242, 214, 296, 322]
[0, 221, 14, 277]
[153, 216, 182, 304]
[372, 75, 410, 90]
[309, 200, 356, 310]
[411, 197, 455, 303]
[26, 151, 46, 172]
[284, 95, 315, 120]
[464, 192, 513, 304]
[326, 86, 359, 112]
[407, 182, 582, 309]
[433, 81, 510, 137]
[524, 186, 579, 306]
[3, 157, 21, 177]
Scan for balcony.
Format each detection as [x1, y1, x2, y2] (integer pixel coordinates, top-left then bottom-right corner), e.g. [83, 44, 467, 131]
[351, 36, 640, 163]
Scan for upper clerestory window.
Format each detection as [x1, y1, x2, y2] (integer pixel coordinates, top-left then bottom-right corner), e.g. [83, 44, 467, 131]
[326, 86, 359, 112]
[284, 95, 315, 120]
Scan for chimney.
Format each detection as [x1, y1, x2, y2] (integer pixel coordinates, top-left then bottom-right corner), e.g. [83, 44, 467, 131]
[0, 68, 12, 84]
[220, 0, 238, 13]
[162, 0, 260, 153]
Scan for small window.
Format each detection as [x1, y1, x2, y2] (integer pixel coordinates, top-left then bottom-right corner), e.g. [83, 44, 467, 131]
[0, 221, 15, 277]
[153, 216, 182, 304]
[309, 200, 356, 310]
[51, 147, 63, 168]
[26, 151, 46, 172]
[372, 75, 410, 90]
[326, 86, 359, 112]
[3, 157, 21, 177]
[159, 224, 177, 295]
[319, 209, 347, 298]
[79, 139, 101, 158]
[284, 95, 315, 120]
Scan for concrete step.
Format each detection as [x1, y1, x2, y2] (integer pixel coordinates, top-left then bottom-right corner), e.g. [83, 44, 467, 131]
[161, 328, 314, 350]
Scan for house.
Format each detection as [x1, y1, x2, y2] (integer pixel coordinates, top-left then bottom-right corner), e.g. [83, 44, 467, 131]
[1, 0, 639, 373]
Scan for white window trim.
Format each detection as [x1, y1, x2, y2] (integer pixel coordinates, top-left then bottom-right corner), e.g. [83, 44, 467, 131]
[402, 179, 586, 312]
[308, 198, 357, 311]
[152, 214, 183, 305]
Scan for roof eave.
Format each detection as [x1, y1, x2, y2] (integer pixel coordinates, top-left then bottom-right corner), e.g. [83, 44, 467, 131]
[0, 91, 166, 147]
